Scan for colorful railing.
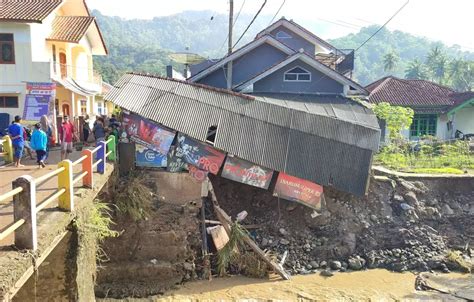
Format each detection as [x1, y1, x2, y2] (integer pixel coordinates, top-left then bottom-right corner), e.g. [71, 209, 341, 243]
[0, 136, 13, 164]
[0, 136, 116, 250]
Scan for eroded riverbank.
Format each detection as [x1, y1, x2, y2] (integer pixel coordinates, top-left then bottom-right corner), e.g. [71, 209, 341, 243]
[98, 269, 472, 301]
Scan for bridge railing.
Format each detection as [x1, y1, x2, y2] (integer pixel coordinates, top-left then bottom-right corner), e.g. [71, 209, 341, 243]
[0, 136, 116, 250]
[0, 136, 13, 164]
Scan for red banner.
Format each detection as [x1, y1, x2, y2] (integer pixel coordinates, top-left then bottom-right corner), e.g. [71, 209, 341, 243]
[221, 156, 273, 189]
[273, 172, 323, 210]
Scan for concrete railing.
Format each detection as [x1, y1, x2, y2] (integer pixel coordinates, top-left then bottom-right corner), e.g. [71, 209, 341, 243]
[0, 136, 13, 164]
[0, 136, 116, 250]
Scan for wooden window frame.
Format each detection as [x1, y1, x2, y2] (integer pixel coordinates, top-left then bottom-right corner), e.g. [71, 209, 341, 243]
[410, 114, 437, 138]
[0, 33, 15, 64]
[0, 96, 19, 108]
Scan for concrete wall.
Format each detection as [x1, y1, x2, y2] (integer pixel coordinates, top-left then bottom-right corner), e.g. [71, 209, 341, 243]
[454, 106, 474, 135]
[253, 59, 344, 94]
[270, 25, 315, 55]
[197, 43, 287, 89]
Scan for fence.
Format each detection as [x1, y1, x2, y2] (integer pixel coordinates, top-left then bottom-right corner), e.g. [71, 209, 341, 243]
[0, 136, 13, 164]
[0, 136, 116, 251]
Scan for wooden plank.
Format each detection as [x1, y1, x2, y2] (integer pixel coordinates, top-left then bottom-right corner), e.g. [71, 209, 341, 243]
[207, 178, 291, 280]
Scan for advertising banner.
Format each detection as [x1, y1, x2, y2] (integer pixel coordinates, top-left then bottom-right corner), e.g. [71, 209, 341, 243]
[188, 165, 208, 182]
[23, 82, 56, 122]
[175, 133, 226, 175]
[135, 144, 167, 168]
[273, 172, 323, 210]
[166, 145, 188, 172]
[123, 113, 175, 155]
[221, 156, 273, 189]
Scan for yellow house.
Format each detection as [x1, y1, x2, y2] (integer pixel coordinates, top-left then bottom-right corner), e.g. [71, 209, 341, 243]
[0, 0, 107, 132]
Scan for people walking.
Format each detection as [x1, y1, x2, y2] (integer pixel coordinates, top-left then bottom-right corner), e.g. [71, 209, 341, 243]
[40, 115, 53, 161]
[92, 117, 106, 146]
[60, 115, 78, 160]
[30, 123, 48, 168]
[83, 114, 91, 145]
[7, 115, 25, 167]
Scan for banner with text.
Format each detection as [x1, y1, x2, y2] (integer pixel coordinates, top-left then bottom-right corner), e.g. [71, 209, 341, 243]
[23, 82, 56, 122]
[135, 144, 167, 168]
[273, 172, 323, 210]
[221, 156, 273, 189]
[123, 113, 175, 155]
[166, 145, 188, 172]
[175, 133, 226, 175]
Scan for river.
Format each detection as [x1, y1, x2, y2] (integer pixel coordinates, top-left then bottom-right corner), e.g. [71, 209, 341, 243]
[98, 269, 473, 301]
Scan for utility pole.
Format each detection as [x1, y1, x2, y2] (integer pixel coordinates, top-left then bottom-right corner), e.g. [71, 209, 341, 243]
[226, 0, 233, 89]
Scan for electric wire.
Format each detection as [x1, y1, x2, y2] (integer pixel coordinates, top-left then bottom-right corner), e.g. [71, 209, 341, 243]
[232, 0, 267, 48]
[268, 0, 286, 25]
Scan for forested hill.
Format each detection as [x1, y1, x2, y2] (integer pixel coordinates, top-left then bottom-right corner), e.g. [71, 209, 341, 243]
[93, 10, 474, 90]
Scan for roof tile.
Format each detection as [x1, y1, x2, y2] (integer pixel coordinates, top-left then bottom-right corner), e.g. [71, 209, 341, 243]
[0, 0, 62, 23]
[47, 16, 95, 43]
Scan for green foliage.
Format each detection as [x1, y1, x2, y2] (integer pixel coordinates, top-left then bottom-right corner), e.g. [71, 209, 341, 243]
[115, 175, 152, 222]
[383, 51, 399, 72]
[217, 222, 249, 277]
[375, 140, 474, 174]
[373, 102, 414, 141]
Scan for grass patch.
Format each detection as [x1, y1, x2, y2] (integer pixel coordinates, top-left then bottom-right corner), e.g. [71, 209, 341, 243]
[407, 167, 465, 174]
[114, 174, 153, 221]
[446, 250, 472, 273]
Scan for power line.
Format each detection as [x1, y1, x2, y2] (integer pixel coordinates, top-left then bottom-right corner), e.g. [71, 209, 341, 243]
[216, 0, 247, 56]
[355, 0, 410, 52]
[268, 0, 286, 25]
[233, 0, 267, 48]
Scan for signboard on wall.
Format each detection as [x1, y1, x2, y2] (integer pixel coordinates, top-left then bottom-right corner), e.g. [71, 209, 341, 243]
[166, 145, 188, 172]
[175, 133, 226, 175]
[135, 144, 167, 168]
[123, 113, 175, 155]
[273, 172, 323, 210]
[221, 156, 273, 189]
[23, 82, 56, 122]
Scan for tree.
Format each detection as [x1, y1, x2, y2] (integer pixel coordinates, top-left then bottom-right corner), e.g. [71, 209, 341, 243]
[450, 61, 474, 91]
[373, 102, 414, 142]
[383, 51, 399, 72]
[426, 46, 448, 84]
[405, 59, 429, 80]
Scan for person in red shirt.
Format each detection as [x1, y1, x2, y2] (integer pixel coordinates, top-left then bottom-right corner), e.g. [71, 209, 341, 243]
[60, 116, 78, 160]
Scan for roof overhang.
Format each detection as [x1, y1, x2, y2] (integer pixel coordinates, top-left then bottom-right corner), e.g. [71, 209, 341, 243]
[188, 35, 294, 82]
[255, 18, 337, 54]
[447, 97, 474, 116]
[234, 52, 368, 95]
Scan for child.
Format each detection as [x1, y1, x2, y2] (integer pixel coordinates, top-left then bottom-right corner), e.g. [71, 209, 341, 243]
[30, 123, 48, 168]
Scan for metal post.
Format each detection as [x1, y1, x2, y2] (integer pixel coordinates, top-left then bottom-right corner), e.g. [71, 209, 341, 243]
[58, 160, 74, 211]
[13, 175, 37, 250]
[107, 135, 116, 161]
[226, 0, 234, 89]
[2, 135, 13, 163]
[81, 149, 93, 188]
[97, 141, 106, 174]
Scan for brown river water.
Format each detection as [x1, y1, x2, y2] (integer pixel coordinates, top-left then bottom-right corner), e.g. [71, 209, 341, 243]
[99, 269, 473, 301]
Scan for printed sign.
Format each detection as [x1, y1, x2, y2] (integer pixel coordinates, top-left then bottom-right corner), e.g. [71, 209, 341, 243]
[23, 82, 56, 122]
[175, 133, 226, 175]
[166, 145, 188, 172]
[221, 156, 273, 189]
[188, 165, 208, 182]
[123, 113, 175, 155]
[23, 95, 50, 121]
[135, 144, 167, 168]
[273, 172, 323, 210]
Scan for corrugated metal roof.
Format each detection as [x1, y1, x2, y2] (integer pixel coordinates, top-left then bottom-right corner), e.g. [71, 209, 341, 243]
[0, 0, 62, 23]
[47, 16, 94, 43]
[105, 73, 380, 196]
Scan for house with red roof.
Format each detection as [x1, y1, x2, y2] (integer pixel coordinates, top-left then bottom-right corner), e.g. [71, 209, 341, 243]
[366, 76, 474, 141]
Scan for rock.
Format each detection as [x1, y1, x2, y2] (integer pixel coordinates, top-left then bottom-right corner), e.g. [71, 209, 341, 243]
[183, 262, 194, 271]
[339, 267, 347, 272]
[309, 261, 319, 269]
[319, 261, 327, 268]
[425, 207, 439, 217]
[279, 228, 288, 236]
[261, 238, 269, 247]
[404, 191, 419, 206]
[280, 239, 290, 245]
[400, 203, 414, 211]
[329, 261, 342, 270]
[441, 204, 454, 215]
[370, 214, 378, 223]
[393, 194, 404, 203]
[348, 257, 363, 270]
[286, 203, 298, 211]
[150, 259, 158, 265]
[320, 270, 334, 277]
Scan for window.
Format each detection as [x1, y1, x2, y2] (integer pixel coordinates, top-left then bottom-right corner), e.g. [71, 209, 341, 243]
[0, 34, 15, 64]
[276, 30, 292, 39]
[206, 125, 218, 145]
[284, 66, 311, 82]
[0, 96, 18, 108]
[97, 101, 104, 115]
[52, 45, 57, 73]
[80, 100, 87, 115]
[59, 52, 67, 78]
[410, 114, 437, 138]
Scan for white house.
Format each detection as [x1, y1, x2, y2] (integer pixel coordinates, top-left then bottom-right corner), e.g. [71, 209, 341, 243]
[0, 0, 107, 133]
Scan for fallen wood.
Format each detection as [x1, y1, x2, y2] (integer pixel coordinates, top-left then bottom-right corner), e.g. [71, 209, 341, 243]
[207, 178, 291, 280]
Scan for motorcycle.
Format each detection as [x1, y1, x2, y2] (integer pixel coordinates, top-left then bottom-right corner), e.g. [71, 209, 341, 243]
[455, 130, 474, 141]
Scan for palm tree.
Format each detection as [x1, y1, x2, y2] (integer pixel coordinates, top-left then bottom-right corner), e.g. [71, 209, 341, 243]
[405, 59, 428, 80]
[426, 45, 448, 83]
[383, 51, 399, 72]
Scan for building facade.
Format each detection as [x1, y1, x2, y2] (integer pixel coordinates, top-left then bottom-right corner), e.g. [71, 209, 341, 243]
[0, 0, 107, 132]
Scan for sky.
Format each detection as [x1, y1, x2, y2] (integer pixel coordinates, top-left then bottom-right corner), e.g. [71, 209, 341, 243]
[87, 0, 474, 50]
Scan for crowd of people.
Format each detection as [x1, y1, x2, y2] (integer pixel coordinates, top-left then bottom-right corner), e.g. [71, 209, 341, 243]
[6, 114, 120, 168]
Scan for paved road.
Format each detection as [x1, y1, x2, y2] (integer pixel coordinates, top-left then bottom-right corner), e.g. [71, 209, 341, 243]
[0, 147, 89, 246]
